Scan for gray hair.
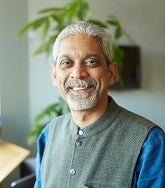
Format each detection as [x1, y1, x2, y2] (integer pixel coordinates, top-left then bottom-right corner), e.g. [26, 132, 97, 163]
[53, 21, 113, 64]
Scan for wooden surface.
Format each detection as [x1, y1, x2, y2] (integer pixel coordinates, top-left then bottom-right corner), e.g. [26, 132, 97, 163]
[0, 140, 30, 182]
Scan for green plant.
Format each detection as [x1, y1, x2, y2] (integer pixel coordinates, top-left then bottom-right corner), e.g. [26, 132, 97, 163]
[27, 97, 69, 144]
[18, 0, 135, 72]
[19, 0, 135, 144]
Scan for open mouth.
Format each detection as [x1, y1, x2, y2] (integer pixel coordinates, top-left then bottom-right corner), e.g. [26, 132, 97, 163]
[71, 86, 94, 96]
[73, 87, 86, 91]
[64, 80, 97, 97]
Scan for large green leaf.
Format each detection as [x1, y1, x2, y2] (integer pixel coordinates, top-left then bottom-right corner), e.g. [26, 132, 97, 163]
[38, 18, 50, 40]
[38, 7, 63, 14]
[18, 17, 47, 37]
[107, 19, 119, 26]
[88, 19, 107, 28]
[78, 1, 90, 20]
[115, 26, 122, 40]
[33, 35, 57, 56]
[66, 0, 80, 21]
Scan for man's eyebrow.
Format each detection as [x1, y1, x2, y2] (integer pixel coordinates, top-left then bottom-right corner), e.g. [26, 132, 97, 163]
[84, 53, 102, 59]
[58, 54, 71, 59]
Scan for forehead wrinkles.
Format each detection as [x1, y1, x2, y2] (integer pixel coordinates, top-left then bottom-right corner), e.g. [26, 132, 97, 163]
[58, 53, 103, 62]
[56, 35, 104, 59]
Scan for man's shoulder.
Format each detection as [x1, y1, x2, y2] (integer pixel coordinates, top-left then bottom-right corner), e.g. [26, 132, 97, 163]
[44, 113, 72, 141]
[109, 96, 156, 130]
[50, 113, 71, 127]
[118, 106, 157, 132]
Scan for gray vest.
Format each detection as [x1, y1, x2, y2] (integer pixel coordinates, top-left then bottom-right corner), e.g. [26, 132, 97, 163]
[41, 98, 155, 188]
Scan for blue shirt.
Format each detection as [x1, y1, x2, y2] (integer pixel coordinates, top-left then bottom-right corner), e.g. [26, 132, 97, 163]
[34, 126, 165, 188]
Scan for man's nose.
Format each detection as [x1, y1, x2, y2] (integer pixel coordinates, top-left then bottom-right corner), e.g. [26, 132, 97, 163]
[70, 63, 89, 79]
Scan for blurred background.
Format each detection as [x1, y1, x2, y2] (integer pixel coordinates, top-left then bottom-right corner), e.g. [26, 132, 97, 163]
[0, 0, 165, 187]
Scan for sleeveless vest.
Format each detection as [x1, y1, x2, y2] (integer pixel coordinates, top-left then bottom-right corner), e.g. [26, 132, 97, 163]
[41, 97, 155, 188]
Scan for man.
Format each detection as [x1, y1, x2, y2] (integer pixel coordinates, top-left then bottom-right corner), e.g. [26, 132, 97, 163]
[34, 21, 165, 188]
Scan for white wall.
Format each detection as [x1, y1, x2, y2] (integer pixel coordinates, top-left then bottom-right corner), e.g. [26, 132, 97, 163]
[28, 0, 165, 130]
[0, 1, 29, 187]
[0, 0, 29, 144]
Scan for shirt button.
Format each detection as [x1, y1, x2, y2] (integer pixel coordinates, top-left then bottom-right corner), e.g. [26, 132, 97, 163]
[70, 169, 76, 175]
[79, 129, 85, 136]
[75, 140, 82, 147]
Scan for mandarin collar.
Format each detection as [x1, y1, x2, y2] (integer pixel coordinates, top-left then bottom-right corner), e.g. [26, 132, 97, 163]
[69, 96, 121, 138]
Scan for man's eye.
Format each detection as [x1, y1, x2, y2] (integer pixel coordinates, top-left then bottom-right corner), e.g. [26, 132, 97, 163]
[60, 60, 72, 68]
[85, 58, 100, 67]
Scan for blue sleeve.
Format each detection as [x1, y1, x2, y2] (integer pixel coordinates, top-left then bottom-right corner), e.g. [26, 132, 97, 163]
[34, 124, 49, 188]
[132, 127, 165, 188]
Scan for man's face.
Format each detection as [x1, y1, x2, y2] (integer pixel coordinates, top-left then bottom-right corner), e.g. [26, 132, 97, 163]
[51, 34, 117, 111]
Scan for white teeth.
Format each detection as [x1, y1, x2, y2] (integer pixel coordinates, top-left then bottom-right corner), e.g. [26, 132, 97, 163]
[73, 87, 86, 91]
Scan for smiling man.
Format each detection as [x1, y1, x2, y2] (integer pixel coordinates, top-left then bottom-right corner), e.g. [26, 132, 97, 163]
[34, 21, 165, 188]
[51, 33, 117, 126]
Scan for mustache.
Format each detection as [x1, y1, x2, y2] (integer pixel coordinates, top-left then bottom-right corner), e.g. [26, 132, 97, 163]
[64, 79, 97, 91]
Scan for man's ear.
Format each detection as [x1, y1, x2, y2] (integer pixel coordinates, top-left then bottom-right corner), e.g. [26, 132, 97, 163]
[50, 64, 57, 86]
[108, 62, 118, 85]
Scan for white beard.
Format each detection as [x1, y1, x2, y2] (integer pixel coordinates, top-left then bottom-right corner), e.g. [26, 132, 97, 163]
[66, 89, 98, 111]
[64, 79, 98, 111]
